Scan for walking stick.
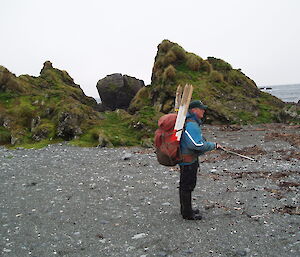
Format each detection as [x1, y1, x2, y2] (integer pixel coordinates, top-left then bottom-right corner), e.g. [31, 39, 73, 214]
[219, 146, 257, 162]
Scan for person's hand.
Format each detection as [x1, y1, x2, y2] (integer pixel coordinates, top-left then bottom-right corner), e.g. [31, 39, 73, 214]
[216, 143, 223, 150]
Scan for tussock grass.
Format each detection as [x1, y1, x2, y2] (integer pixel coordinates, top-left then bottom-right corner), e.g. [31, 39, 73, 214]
[210, 70, 224, 83]
[186, 54, 202, 71]
[170, 45, 186, 61]
[159, 39, 173, 53]
[207, 57, 232, 72]
[163, 65, 176, 82]
[163, 50, 177, 66]
[199, 60, 212, 73]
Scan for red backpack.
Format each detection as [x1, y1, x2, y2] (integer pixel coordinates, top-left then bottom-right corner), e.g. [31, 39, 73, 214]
[154, 113, 182, 166]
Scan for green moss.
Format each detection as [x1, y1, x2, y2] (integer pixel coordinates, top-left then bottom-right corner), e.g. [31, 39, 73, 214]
[237, 111, 254, 124]
[98, 111, 141, 146]
[0, 127, 11, 144]
[6, 97, 37, 128]
[176, 63, 201, 82]
[256, 104, 277, 123]
[135, 106, 161, 133]
[128, 87, 151, 113]
[87, 107, 161, 147]
[32, 121, 56, 141]
[40, 67, 75, 89]
[0, 92, 18, 107]
[70, 129, 99, 147]
[0, 92, 17, 101]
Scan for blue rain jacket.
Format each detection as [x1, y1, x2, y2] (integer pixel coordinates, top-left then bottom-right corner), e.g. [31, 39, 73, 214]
[179, 111, 216, 166]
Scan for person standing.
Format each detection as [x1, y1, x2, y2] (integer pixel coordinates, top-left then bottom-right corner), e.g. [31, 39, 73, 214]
[179, 100, 222, 220]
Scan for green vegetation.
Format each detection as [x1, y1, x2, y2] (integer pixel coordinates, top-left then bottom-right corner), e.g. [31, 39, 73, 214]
[207, 57, 232, 72]
[210, 70, 224, 83]
[0, 127, 11, 144]
[0, 61, 99, 148]
[0, 40, 299, 148]
[129, 39, 298, 126]
[163, 65, 176, 82]
[186, 54, 202, 71]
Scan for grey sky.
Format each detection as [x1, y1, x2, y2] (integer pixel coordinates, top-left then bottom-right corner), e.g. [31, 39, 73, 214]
[1, 0, 299, 98]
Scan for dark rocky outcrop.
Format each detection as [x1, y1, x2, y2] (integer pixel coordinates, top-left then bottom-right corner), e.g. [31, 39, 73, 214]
[96, 73, 144, 111]
[56, 112, 83, 140]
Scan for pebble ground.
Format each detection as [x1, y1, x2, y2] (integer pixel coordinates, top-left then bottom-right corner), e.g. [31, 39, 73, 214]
[0, 124, 299, 257]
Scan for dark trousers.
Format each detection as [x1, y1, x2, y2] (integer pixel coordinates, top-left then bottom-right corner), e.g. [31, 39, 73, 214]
[179, 161, 199, 218]
[179, 161, 199, 192]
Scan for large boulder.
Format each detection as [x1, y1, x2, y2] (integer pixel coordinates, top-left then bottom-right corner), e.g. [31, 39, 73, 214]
[96, 73, 144, 111]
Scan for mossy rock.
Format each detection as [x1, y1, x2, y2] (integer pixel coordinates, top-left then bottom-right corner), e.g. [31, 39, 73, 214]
[32, 122, 55, 142]
[0, 61, 103, 147]
[96, 73, 144, 111]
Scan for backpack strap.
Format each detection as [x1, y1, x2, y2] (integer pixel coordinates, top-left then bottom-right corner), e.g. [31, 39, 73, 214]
[181, 153, 197, 163]
[185, 118, 197, 124]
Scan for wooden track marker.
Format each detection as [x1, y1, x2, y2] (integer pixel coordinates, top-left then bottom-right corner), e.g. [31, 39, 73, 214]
[174, 84, 193, 141]
[174, 85, 183, 112]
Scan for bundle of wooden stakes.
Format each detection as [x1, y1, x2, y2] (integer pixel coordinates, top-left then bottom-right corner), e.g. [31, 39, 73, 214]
[174, 84, 193, 141]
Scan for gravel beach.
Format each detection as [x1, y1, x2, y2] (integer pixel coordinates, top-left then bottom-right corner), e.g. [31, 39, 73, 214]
[1, 124, 299, 257]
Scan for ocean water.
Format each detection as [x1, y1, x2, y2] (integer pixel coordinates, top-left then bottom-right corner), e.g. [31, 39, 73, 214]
[259, 84, 300, 103]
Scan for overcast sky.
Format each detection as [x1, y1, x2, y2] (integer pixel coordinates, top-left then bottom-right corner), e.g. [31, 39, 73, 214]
[1, 0, 299, 98]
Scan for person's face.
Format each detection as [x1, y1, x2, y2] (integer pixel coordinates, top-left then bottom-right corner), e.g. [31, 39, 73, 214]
[191, 108, 205, 119]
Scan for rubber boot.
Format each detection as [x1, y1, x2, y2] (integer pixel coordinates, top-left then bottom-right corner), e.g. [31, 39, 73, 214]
[179, 190, 202, 220]
[179, 190, 200, 215]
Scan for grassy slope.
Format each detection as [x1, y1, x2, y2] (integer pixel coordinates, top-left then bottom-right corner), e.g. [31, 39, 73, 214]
[0, 64, 100, 147]
[130, 40, 287, 125]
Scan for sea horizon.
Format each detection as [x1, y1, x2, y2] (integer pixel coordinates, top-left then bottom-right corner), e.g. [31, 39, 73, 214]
[260, 83, 300, 103]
